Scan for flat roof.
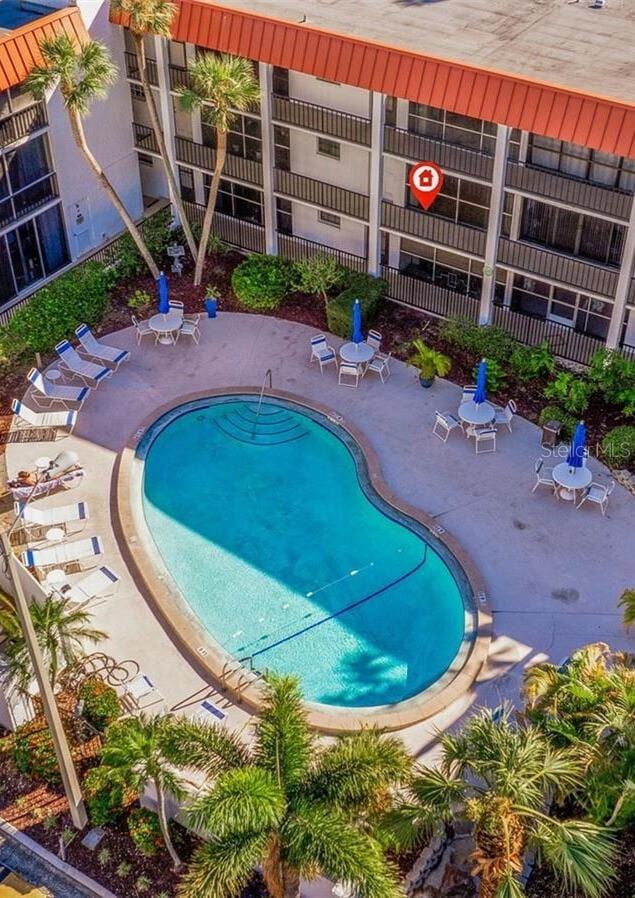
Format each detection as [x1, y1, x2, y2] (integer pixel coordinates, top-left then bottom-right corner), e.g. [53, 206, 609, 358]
[213, 0, 635, 105]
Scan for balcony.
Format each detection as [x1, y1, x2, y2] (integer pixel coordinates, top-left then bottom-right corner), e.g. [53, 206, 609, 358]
[168, 65, 193, 91]
[125, 51, 159, 86]
[0, 173, 59, 230]
[272, 95, 371, 146]
[175, 136, 263, 186]
[384, 126, 494, 181]
[273, 169, 369, 220]
[497, 237, 618, 298]
[133, 122, 160, 154]
[381, 202, 487, 256]
[505, 162, 633, 221]
[0, 102, 47, 150]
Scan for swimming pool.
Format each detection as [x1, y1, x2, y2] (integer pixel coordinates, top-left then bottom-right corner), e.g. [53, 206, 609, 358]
[134, 395, 476, 710]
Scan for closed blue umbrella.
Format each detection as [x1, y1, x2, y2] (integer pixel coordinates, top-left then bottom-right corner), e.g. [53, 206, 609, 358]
[473, 358, 488, 404]
[157, 271, 169, 314]
[352, 298, 363, 344]
[566, 421, 587, 469]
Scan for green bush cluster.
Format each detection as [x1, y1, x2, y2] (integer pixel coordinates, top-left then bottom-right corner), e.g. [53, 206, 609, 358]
[84, 768, 128, 827]
[588, 349, 635, 417]
[78, 677, 121, 732]
[326, 271, 387, 339]
[440, 316, 516, 365]
[13, 719, 60, 785]
[127, 807, 164, 857]
[231, 254, 294, 311]
[114, 209, 174, 278]
[472, 357, 506, 393]
[601, 426, 635, 467]
[509, 341, 555, 381]
[537, 404, 577, 440]
[0, 262, 111, 360]
[544, 370, 594, 415]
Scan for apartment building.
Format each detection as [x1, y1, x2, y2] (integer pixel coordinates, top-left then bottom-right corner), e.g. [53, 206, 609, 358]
[115, 0, 635, 365]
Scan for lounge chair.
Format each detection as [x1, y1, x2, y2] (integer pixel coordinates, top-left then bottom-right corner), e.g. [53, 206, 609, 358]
[75, 324, 131, 370]
[120, 673, 164, 712]
[193, 699, 227, 723]
[55, 340, 113, 387]
[56, 565, 119, 606]
[11, 399, 77, 438]
[27, 368, 90, 409]
[15, 500, 89, 537]
[309, 334, 337, 373]
[432, 411, 462, 442]
[576, 480, 615, 516]
[21, 535, 103, 574]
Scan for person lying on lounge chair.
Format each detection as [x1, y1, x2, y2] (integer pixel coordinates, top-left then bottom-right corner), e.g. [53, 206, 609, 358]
[8, 470, 38, 488]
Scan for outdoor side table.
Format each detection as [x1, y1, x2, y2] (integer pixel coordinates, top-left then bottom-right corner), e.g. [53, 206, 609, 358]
[34, 455, 52, 472]
[45, 368, 63, 384]
[45, 527, 66, 545]
[458, 400, 495, 427]
[552, 462, 592, 502]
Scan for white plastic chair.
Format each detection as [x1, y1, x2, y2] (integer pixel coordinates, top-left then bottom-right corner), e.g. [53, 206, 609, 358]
[168, 300, 184, 315]
[366, 329, 382, 352]
[177, 320, 200, 344]
[11, 399, 77, 438]
[576, 480, 615, 515]
[309, 334, 336, 373]
[121, 673, 164, 712]
[462, 384, 477, 402]
[432, 411, 462, 442]
[75, 324, 130, 370]
[55, 340, 112, 387]
[366, 353, 391, 383]
[184, 312, 201, 325]
[474, 428, 496, 454]
[21, 535, 103, 574]
[494, 399, 517, 433]
[27, 368, 90, 409]
[338, 363, 359, 387]
[56, 565, 120, 606]
[531, 458, 556, 494]
[131, 314, 156, 345]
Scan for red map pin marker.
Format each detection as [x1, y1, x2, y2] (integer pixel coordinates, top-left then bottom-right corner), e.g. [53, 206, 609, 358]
[408, 161, 444, 211]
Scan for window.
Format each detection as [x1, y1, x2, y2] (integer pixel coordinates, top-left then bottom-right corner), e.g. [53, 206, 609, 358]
[274, 126, 290, 171]
[138, 153, 154, 167]
[408, 103, 496, 155]
[318, 210, 340, 228]
[205, 177, 263, 224]
[511, 273, 611, 339]
[130, 84, 146, 102]
[520, 198, 625, 266]
[203, 114, 262, 162]
[317, 137, 340, 160]
[0, 84, 39, 123]
[406, 169, 494, 231]
[178, 166, 195, 203]
[273, 67, 289, 97]
[385, 96, 397, 128]
[0, 134, 56, 229]
[527, 134, 635, 192]
[398, 237, 499, 301]
[168, 41, 186, 69]
[0, 202, 69, 308]
[276, 198, 292, 234]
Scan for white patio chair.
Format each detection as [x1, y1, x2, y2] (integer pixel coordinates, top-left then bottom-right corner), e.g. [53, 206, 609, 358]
[309, 334, 336, 373]
[184, 311, 201, 325]
[576, 480, 615, 516]
[75, 324, 131, 370]
[365, 353, 391, 383]
[131, 314, 156, 345]
[27, 368, 90, 409]
[474, 428, 496, 454]
[338, 363, 359, 387]
[15, 499, 89, 537]
[168, 300, 184, 315]
[462, 384, 477, 402]
[432, 411, 462, 442]
[177, 320, 200, 344]
[55, 340, 113, 387]
[366, 329, 382, 352]
[57, 565, 120, 606]
[11, 399, 77, 438]
[531, 458, 556, 494]
[121, 673, 164, 712]
[21, 535, 103, 574]
[494, 399, 517, 433]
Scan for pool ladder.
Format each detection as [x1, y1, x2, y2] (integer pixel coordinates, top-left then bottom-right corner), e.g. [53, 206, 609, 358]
[220, 658, 263, 702]
[254, 369, 273, 429]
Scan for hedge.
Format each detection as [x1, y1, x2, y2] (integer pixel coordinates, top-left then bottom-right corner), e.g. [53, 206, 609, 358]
[326, 272, 387, 339]
[232, 254, 294, 311]
[601, 426, 635, 467]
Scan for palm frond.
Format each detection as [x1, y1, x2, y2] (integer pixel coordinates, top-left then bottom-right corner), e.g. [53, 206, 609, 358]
[494, 869, 526, 898]
[187, 766, 284, 838]
[111, 0, 176, 38]
[618, 589, 635, 629]
[375, 801, 439, 852]
[177, 830, 269, 898]
[254, 673, 313, 792]
[410, 766, 465, 813]
[180, 52, 259, 132]
[531, 818, 616, 898]
[160, 716, 250, 777]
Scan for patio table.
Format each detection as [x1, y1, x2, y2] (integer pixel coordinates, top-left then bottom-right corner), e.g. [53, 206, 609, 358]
[552, 462, 592, 501]
[149, 311, 182, 345]
[339, 341, 374, 371]
[458, 400, 495, 426]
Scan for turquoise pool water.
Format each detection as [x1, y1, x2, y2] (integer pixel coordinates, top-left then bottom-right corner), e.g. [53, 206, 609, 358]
[139, 397, 471, 708]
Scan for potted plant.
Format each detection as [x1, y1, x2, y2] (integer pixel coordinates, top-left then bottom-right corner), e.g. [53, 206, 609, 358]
[408, 339, 452, 388]
[204, 284, 221, 318]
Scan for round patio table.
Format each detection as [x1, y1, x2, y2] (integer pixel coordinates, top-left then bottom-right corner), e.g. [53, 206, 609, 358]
[552, 462, 592, 501]
[149, 311, 182, 345]
[458, 400, 495, 426]
[339, 341, 374, 369]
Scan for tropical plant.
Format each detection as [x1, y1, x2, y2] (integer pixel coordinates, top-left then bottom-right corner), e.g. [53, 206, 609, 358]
[588, 349, 635, 416]
[440, 317, 516, 365]
[544, 371, 593, 416]
[13, 717, 60, 785]
[618, 588, 635, 629]
[293, 255, 344, 312]
[95, 715, 185, 869]
[601, 425, 635, 467]
[178, 54, 260, 285]
[409, 339, 452, 381]
[0, 593, 106, 694]
[326, 272, 387, 338]
[387, 706, 616, 898]
[537, 405, 577, 441]
[128, 806, 165, 857]
[26, 35, 159, 277]
[162, 674, 409, 898]
[128, 289, 153, 312]
[110, 0, 197, 262]
[84, 767, 133, 827]
[472, 358, 506, 393]
[231, 254, 293, 310]
[77, 677, 121, 731]
[509, 341, 555, 381]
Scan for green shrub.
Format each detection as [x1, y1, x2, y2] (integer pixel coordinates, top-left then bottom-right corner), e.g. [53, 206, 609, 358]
[0, 262, 111, 357]
[326, 272, 387, 339]
[84, 767, 132, 826]
[440, 316, 516, 364]
[472, 358, 506, 393]
[538, 405, 577, 440]
[231, 254, 293, 310]
[78, 677, 121, 732]
[544, 371, 593, 415]
[509, 341, 555, 381]
[115, 209, 173, 278]
[601, 426, 635, 467]
[127, 289, 152, 312]
[292, 255, 345, 306]
[127, 807, 164, 857]
[116, 862, 132, 878]
[588, 349, 635, 416]
[13, 719, 59, 785]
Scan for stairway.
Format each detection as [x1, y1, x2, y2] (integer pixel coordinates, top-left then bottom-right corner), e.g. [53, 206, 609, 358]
[214, 403, 309, 446]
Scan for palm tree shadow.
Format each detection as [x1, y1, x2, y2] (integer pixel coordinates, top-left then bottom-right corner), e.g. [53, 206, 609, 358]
[321, 648, 415, 707]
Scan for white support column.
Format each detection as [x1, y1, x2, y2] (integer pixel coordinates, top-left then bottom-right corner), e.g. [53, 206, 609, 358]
[368, 92, 385, 276]
[259, 62, 278, 256]
[606, 197, 635, 349]
[154, 36, 179, 218]
[479, 124, 510, 325]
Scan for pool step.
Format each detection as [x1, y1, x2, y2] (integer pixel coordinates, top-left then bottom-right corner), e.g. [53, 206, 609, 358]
[215, 409, 308, 445]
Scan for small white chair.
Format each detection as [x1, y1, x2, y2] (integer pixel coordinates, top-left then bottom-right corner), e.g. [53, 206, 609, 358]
[576, 480, 615, 516]
[184, 311, 201, 325]
[432, 411, 462, 442]
[15, 499, 89, 537]
[21, 535, 103, 574]
[168, 300, 184, 315]
[338, 363, 359, 388]
[366, 329, 382, 352]
[309, 334, 337, 373]
[131, 314, 156, 345]
[474, 428, 496, 454]
[494, 399, 517, 433]
[121, 673, 164, 712]
[532, 458, 556, 494]
[177, 320, 200, 344]
[366, 353, 391, 383]
[462, 384, 477, 402]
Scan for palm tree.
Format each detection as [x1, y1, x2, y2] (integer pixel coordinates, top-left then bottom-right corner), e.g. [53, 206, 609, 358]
[26, 35, 160, 278]
[618, 588, 635, 629]
[178, 53, 260, 286]
[0, 592, 106, 694]
[161, 674, 409, 898]
[387, 706, 615, 898]
[96, 714, 185, 869]
[110, 0, 197, 262]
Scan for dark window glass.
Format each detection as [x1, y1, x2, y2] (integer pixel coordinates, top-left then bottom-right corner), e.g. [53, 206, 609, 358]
[272, 67, 289, 97]
[6, 135, 50, 192]
[6, 219, 43, 291]
[0, 237, 15, 304]
[178, 166, 195, 203]
[276, 197, 292, 234]
[36, 204, 69, 275]
[317, 137, 340, 159]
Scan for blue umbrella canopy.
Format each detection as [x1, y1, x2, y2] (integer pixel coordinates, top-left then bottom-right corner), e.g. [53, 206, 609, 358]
[158, 272, 169, 314]
[566, 421, 587, 469]
[352, 298, 363, 344]
[474, 358, 488, 404]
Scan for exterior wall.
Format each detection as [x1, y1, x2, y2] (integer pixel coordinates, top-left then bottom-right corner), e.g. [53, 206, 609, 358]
[288, 72, 370, 118]
[288, 128, 369, 195]
[290, 200, 367, 258]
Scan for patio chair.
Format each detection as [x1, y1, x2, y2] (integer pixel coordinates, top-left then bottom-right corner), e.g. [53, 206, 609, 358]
[494, 399, 517, 433]
[576, 480, 615, 516]
[75, 324, 131, 370]
[309, 334, 336, 373]
[45, 450, 80, 479]
[8, 468, 84, 502]
[365, 352, 391, 383]
[131, 314, 156, 345]
[21, 535, 103, 574]
[338, 363, 359, 388]
[177, 320, 200, 344]
[168, 300, 184, 315]
[57, 565, 120, 606]
[432, 411, 462, 442]
[27, 368, 90, 410]
[15, 499, 89, 537]
[474, 428, 496, 454]
[55, 340, 113, 387]
[11, 399, 77, 438]
[366, 329, 382, 352]
[184, 311, 201, 325]
[120, 673, 164, 712]
[531, 458, 556, 494]
[462, 384, 477, 402]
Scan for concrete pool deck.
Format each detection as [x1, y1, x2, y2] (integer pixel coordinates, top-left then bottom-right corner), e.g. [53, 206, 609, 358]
[7, 313, 634, 754]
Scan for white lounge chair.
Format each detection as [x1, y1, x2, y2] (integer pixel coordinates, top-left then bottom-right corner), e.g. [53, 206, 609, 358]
[576, 480, 615, 516]
[531, 458, 556, 494]
[432, 411, 462, 442]
[15, 500, 89, 536]
[21, 535, 103, 573]
[27, 368, 90, 409]
[193, 699, 227, 724]
[494, 399, 517, 433]
[365, 353, 391, 383]
[309, 334, 337, 373]
[11, 399, 77, 438]
[75, 324, 130, 370]
[177, 320, 200, 344]
[55, 340, 112, 387]
[338, 363, 359, 387]
[121, 673, 164, 712]
[56, 565, 119, 606]
[131, 314, 156, 345]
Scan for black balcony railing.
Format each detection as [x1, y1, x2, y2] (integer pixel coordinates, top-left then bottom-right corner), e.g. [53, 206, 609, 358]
[175, 136, 263, 186]
[125, 51, 159, 86]
[274, 169, 369, 220]
[272, 94, 371, 146]
[133, 122, 160, 154]
[168, 65, 193, 91]
[384, 126, 494, 181]
[0, 103, 47, 150]
[381, 266, 480, 322]
[381, 202, 487, 256]
[0, 173, 59, 230]
[182, 200, 266, 253]
[277, 232, 367, 271]
[498, 237, 618, 298]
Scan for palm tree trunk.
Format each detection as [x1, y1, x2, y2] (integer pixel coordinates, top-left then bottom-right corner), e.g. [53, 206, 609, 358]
[154, 780, 183, 870]
[282, 867, 300, 898]
[193, 128, 226, 287]
[263, 838, 285, 898]
[67, 108, 160, 279]
[133, 35, 197, 262]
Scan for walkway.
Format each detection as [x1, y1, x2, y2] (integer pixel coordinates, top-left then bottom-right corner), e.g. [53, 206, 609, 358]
[7, 313, 634, 756]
